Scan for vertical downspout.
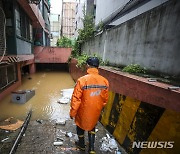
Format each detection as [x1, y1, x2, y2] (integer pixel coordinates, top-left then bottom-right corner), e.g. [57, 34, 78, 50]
[60, 0, 63, 37]
[103, 30, 108, 61]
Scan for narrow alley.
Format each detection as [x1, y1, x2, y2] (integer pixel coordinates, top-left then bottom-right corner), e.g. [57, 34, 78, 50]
[0, 0, 180, 154]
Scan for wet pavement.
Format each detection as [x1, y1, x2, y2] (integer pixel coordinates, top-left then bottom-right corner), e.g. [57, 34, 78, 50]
[14, 119, 126, 154]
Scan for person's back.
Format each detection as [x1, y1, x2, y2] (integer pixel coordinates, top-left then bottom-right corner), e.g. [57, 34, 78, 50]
[70, 57, 109, 154]
[73, 67, 109, 130]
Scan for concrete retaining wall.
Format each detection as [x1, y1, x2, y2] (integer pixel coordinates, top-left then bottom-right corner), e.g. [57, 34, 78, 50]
[34, 46, 72, 63]
[82, 0, 180, 76]
[69, 58, 180, 154]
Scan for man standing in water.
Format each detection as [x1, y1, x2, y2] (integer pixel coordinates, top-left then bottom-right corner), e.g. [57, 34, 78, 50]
[70, 57, 109, 154]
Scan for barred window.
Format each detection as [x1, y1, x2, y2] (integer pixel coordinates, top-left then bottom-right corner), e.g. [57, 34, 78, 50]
[15, 4, 32, 41]
[0, 64, 17, 91]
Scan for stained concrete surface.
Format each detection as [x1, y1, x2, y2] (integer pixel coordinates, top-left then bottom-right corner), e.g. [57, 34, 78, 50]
[0, 119, 127, 154]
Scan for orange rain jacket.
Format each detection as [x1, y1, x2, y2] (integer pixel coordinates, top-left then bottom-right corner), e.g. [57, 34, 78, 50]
[70, 68, 109, 131]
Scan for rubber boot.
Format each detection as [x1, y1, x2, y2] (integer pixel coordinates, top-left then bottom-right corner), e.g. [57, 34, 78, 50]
[75, 135, 85, 151]
[88, 131, 96, 154]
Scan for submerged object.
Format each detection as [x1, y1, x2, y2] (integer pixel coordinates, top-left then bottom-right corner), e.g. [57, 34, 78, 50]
[11, 90, 35, 104]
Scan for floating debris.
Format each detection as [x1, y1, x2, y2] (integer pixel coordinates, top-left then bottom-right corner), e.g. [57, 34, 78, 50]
[11, 90, 35, 104]
[28, 77, 32, 80]
[0, 117, 23, 131]
[57, 97, 70, 104]
[57, 89, 74, 104]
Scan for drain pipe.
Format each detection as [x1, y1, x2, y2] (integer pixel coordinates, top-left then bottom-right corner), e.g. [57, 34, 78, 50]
[102, 30, 108, 61]
[9, 110, 32, 154]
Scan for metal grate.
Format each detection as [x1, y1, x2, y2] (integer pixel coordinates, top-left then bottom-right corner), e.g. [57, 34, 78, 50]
[0, 64, 17, 90]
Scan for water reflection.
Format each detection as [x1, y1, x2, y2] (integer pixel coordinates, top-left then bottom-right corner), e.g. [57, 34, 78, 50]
[0, 72, 75, 122]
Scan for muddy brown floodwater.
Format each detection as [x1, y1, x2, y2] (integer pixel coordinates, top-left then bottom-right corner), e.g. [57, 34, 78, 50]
[0, 71, 75, 122]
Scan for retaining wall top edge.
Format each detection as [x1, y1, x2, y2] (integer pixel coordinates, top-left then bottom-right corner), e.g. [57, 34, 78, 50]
[99, 66, 180, 94]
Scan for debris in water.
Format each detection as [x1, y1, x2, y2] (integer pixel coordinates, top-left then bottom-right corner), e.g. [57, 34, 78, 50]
[58, 88, 74, 104]
[0, 117, 23, 131]
[1, 137, 9, 142]
[53, 141, 63, 146]
[36, 119, 43, 124]
[56, 119, 66, 125]
[57, 97, 70, 104]
[66, 132, 73, 138]
[11, 90, 35, 104]
[28, 77, 32, 80]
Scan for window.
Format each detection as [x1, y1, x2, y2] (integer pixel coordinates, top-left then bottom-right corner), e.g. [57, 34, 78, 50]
[0, 64, 17, 91]
[15, 4, 33, 41]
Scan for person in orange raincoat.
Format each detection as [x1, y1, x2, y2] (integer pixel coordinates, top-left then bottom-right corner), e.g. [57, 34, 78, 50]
[70, 57, 109, 154]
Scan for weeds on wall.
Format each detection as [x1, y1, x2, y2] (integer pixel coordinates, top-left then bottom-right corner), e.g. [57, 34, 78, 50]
[57, 36, 73, 48]
[122, 64, 147, 74]
[75, 53, 109, 70]
[72, 12, 95, 57]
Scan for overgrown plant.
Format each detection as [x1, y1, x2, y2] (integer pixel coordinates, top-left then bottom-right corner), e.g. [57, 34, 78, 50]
[97, 21, 104, 32]
[76, 53, 109, 70]
[76, 53, 89, 69]
[72, 10, 95, 57]
[122, 64, 146, 74]
[57, 36, 72, 48]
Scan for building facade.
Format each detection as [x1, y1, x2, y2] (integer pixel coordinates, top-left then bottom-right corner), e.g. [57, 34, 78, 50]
[74, 0, 86, 37]
[50, 14, 61, 46]
[0, 0, 50, 99]
[74, 0, 96, 38]
[61, 1, 76, 39]
[95, 0, 169, 27]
